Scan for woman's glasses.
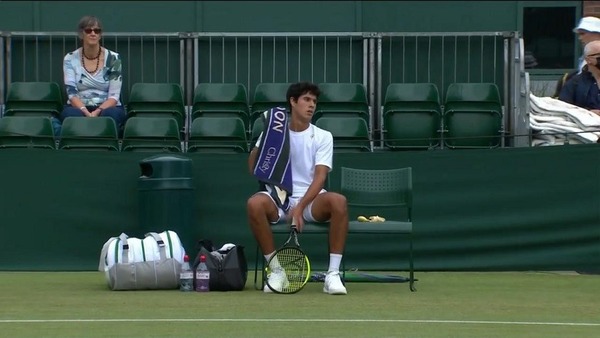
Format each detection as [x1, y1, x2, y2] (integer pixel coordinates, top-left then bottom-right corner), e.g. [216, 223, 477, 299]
[84, 28, 102, 35]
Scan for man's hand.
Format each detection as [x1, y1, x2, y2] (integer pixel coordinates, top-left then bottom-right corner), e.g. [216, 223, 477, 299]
[288, 207, 304, 232]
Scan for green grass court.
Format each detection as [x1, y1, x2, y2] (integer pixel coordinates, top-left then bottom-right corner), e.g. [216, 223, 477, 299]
[1, 271, 599, 337]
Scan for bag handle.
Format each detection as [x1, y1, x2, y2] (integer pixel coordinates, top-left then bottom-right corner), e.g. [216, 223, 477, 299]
[145, 232, 167, 260]
[119, 233, 130, 263]
[98, 233, 129, 271]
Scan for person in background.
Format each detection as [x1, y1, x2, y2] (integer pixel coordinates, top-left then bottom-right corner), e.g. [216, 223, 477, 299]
[558, 40, 600, 116]
[59, 15, 126, 134]
[573, 16, 600, 74]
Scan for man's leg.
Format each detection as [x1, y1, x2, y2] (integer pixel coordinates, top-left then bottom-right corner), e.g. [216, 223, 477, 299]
[310, 192, 349, 254]
[310, 192, 349, 295]
[247, 192, 289, 292]
[247, 192, 280, 255]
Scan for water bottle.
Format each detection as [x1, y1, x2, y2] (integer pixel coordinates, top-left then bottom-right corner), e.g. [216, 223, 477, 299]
[179, 255, 193, 292]
[195, 254, 210, 292]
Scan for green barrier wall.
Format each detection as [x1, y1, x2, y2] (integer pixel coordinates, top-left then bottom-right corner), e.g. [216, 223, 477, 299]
[0, 146, 598, 272]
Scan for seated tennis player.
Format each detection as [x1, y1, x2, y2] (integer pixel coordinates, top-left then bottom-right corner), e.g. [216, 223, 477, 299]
[247, 81, 349, 295]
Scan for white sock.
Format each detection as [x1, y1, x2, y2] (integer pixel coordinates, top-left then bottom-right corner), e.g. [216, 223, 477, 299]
[264, 251, 275, 262]
[328, 253, 343, 273]
[265, 252, 282, 270]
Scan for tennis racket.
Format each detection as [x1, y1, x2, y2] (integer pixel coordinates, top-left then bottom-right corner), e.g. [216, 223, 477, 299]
[265, 219, 311, 294]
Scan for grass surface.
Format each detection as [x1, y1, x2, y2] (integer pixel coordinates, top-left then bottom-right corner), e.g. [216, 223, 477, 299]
[0, 271, 599, 337]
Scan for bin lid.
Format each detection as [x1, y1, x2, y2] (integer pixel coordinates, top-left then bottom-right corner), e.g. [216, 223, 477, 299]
[139, 154, 193, 179]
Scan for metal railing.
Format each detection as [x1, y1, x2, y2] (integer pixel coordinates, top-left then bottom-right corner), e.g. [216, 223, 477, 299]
[0, 31, 524, 148]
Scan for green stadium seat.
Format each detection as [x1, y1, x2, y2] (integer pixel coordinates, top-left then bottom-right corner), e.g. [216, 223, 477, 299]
[0, 116, 56, 149]
[121, 117, 181, 152]
[58, 117, 120, 151]
[191, 83, 250, 131]
[383, 83, 442, 149]
[188, 116, 249, 153]
[315, 116, 371, 152]
[443, 83, 503, 149]
[313, 83, 370, 126]
[250, 83, 290, 126]
[126, 83, 186, 131]
[4, 82, 63, 117]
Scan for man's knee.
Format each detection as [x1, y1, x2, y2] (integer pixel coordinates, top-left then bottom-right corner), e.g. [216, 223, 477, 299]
[328, 193, 347, 214]
[247, 194, 265, 214]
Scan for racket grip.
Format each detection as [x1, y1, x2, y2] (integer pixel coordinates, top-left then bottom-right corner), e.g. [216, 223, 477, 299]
[291, 217, 298, 230]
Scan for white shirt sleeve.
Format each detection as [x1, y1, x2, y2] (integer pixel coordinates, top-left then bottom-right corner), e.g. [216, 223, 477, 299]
[314, 129, 333, 171]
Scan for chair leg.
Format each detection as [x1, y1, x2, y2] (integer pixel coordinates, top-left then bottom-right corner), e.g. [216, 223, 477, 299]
[408, 235, 416, 292]
[253, 245, 262, 290]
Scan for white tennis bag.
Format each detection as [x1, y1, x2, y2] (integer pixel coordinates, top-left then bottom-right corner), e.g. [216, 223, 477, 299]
[98, 230, 186, 290]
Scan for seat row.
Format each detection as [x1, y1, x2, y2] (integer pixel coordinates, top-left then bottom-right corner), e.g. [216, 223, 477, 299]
[0, 115, 371, 153]
[383, 82, 503, 149]
[1, 81, 503, 151]
[1, 81, 369, 131]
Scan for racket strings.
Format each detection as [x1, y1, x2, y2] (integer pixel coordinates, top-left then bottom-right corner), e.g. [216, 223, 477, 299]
[275, 248, 308, 292]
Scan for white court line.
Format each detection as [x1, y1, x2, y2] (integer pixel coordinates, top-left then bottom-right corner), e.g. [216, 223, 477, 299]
[0, 319, 599, 326]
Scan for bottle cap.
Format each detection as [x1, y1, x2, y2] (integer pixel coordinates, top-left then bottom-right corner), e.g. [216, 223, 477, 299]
[200, 254, 206, 262]
[183, 254, 189, 262]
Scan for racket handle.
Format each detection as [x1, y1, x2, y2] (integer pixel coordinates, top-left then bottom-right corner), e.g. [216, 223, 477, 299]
[291, 217, 298, 230]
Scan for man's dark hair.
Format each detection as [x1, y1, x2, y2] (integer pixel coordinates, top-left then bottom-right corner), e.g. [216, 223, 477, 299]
[286, 81, 320, 106]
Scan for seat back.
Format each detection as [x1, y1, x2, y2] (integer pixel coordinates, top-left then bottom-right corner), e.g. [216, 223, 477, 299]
[250, 83, 291, 124]
[191, 83, 249, 129]
[384, 83, 441, 105]
[121, 117, 181, 152]
[315, 117, 370, 152]
[4, 82, 63, 117]
[383, 83, 442, 149]
[59, 117, 119, 151]
[127, 83, 186, 130]
[341, 167, 412, 219]
[0, 116, 56, 149]
[188, 117, 249, 153]
[314, 83, 369, 125]
[443, 83, 502, 149]
[444, 83, 501, 104]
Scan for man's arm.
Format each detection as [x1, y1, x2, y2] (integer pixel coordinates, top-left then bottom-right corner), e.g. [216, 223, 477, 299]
[295, 164, 328, 210]
[248, 147, 258, 175]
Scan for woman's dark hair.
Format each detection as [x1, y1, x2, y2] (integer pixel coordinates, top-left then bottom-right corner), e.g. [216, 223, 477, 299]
[77, 16, 103, 33]
[286, 81, 320, 105]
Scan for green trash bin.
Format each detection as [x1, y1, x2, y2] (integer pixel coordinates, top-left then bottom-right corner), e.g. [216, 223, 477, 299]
[138, 154, 195, 254]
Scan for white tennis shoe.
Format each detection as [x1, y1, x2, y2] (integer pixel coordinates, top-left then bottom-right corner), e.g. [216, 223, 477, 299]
[264, 268, 289, 293]
[323, 271, 347, 295]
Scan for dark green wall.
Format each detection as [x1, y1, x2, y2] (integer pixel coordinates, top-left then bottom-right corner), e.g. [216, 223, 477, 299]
[1, 145, 598, 272]
[0, 1, 525, 33]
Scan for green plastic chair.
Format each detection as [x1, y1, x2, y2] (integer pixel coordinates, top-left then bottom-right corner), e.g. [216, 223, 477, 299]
[121, 117, 181, 152]
[443, 83, 503, 149]
[250, 83, 291, 126]
[188, 116, 249, 153]
[191, 83, 250, 130]
[0, 116, 56, 149]
[4, 82, 63, 117]
[253, 167, 416, 293]
[126, 83, 186, 131]
[59, 117, 120, 151]
[314, 83, 369, 125]
[315, 116, 371, 152]
[383, 83, 442, 149]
